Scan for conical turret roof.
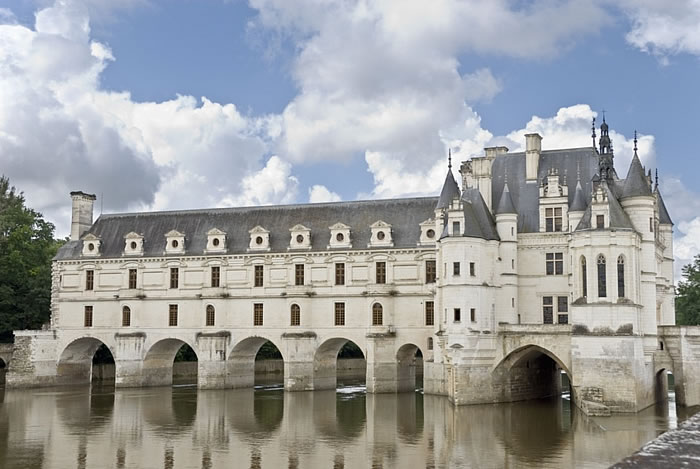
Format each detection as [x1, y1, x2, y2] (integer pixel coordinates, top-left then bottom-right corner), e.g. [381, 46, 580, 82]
[657, 190, 673, 225]
[621, 154, 653, 198]
[495, 184, 517, 214]
[436, 169, 460, 210]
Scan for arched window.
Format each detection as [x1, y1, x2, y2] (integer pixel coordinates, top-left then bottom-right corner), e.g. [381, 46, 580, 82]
[122, 306, 131, 327]
[372, 303, 383, 326]
[617, 255, 625, 298]
[581, 256, 587, 298]
[206, 305, 215, 326]
[597, 255, 607, 298]
[291, 304, 300, 326]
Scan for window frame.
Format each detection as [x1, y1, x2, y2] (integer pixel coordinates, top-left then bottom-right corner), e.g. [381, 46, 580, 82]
[546, 252, 564, 275]
[86, 270, 94, 291]
[254, 265, 264, 287]
[169, 268, 179, 289]
[425, 260, 436, 284]
[453, 262, 460, 276]
[542, 296, 554, 324]
[372, 303, 383, 326]
[453, 308, 461, 322]
[375, 261, 386, 284]
[425, 301, 434, 326]
[253, 303, 264, 326]
[122, 306, 131, 327]
[334, 302, 345, 326]
[211, 266, 220, 288]
[295, 264, 305, 286]
[168, 304, 178, 326]
[335, 263, 345, 286]
[291, 304, 301, 326]
[597, 255, 607, 298]
[206, 305, 215, 326]
[545, 207, 563, 232]
[84, 305, 93, 327]
[128, 268, 137, 289]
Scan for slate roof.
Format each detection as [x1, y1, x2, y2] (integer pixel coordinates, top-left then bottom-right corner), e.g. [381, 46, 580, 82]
[621, 154, 653, 198]
[495, 183, 517, 214]
[657, 191, 673, 225]
[440, 188, 499, 241]
[570, 181, 587, 212]
[490, 147, 599, 232]
[55, 197, 438, 260]
[575, 182, 635, 231]
[436, 169, 460, 210]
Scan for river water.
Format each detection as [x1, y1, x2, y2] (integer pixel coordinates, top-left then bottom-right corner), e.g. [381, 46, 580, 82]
[0, 380, 696, 469]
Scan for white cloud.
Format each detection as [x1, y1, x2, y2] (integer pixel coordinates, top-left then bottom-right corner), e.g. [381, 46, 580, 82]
[308, 185, 341, 203]
[224, 156, 299, 207]
[621, 0, 700, 60]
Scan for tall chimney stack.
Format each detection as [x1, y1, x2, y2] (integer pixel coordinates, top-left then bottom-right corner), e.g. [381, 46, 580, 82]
[525, 133, 542, 182]
[70, 191, 96, 241]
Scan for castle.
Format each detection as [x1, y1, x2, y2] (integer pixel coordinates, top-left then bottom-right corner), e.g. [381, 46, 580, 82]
[7, 119, 700, 416]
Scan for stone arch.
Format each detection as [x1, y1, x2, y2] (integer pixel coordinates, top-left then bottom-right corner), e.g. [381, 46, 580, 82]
[313, 337, 366, 391]
[396, 343, 423, 392]
[494, 344, 572, 403]
[227, 336, 285, 389]
[57, 337, 116, 386]
[142, 338, 198, 387]
[655, 367, 675, 403]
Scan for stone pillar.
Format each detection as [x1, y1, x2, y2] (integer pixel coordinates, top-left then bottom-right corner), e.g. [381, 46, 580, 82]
[6, 331, 60, 388]
[281, 333, 316, 391]
[196, 332, 230, 389]
[664, 326, 700, 408]
[366, 334, 397, 393]
[114, 333, 146, 388]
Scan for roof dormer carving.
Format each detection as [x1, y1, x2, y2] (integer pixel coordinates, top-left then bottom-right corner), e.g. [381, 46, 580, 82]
[369, 220, 393, 247]
[205, 228, 227, 253]
[289, 224, 311, 250]
[124, 232, 144, 256]
[418, 218, 437, 246]
[249, 225, 270, 251]
[165, 230, 186, 255]
[328, 222, 351, 249]
[81, 233, 101, 257]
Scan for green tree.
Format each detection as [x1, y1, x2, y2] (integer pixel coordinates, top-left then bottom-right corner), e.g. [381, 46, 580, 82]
[0, 176, 62, 341]
[676, 254, 700, 325]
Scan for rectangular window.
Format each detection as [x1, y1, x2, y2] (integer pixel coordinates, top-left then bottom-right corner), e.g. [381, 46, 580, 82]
[546, 253, 564, 275]
[85, 270, 94, 290]
[334, 302, 345, 326]
[453, 262, 460, 276]
[128, 269, 137, 289]
[295, 264, 305, 286]
[425, 301, 434, 326]
[454, 308, 461, 322]
[596, 215, 605, 229]
[376, 261, 386, 284]
[650, 217, 654, 233]
[469, 262, 476, 277]
[557, 296, 568, 324]
[425, 260, 436, 283]
[211, 266, 220, 288]
[84, 306, 93, 327]
[170, 268, 179, 289]
[470, 308, 476, 322]
[206, 306, 215, 327]
[542, 296, 553, 324]
[169, 304, 178, 326]
[453, 221, 460, 235]
[254, 303, 264, 326]
[254, 265, 264, 287]
[545, 207, 563, 232]
[335, 263, 345, 285]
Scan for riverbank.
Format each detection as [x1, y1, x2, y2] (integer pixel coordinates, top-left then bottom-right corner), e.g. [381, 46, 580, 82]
[612, 410, 700, 467]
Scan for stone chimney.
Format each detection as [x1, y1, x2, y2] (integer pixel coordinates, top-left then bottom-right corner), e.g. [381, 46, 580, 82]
[70, 191, 96, 241]
[525, 133, 542, 182]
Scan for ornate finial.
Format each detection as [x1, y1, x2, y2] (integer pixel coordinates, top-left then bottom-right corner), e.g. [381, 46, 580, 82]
[633, 130, 638, 156]
[602, 109, 606, 123]
[655, 168, 659, 191]
[448, 148, 452, 170]
[592, 117, 596, 149]
[577, 162, 581, 182]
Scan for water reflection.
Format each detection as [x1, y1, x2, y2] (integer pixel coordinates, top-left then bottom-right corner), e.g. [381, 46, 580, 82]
[0, 384, 696, 469]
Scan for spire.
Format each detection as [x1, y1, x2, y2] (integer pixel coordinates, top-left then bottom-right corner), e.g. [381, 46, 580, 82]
[496, 184, 517, 214]
[570, 179, 587, 212]
[599, 113, 612, 154]
[448, 148, 452, 170]
[436, 151, 460, 210]
[655, 168, 659, 191]
[592, 117, 596, 150]
[597, 113, 615, 181]
[621, 150, 653, 198]
[633, 130, 638, 157]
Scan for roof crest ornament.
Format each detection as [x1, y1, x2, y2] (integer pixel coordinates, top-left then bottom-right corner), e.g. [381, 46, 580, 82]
[633, 130, 638, 157]
[655, 168, 659, 191]
[592, 117, 596, 150]
[448, 148, 452, 170]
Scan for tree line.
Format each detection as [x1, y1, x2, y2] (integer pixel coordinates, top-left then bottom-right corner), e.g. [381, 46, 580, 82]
[1, 175, 700, 343]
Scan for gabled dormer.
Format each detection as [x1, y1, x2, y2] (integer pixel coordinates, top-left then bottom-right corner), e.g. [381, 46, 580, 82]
[81, 233, 101, 257]
[289, 224, 312, 250]
[539, 168, 568, 233]
[165, 230, 185, 255]
[328, 222, 351, 249]
[205, 228, 226, 253]
[418, 218, 437, 245]
[368, 220, 393, 247]
[590, 184, 611, 230]
[124, 232, 144, 256]
[249, 226, 270, 251]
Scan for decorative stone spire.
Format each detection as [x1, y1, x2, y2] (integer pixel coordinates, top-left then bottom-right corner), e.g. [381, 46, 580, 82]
[592, 117, 597, 150]
[596, 114, 615, 181]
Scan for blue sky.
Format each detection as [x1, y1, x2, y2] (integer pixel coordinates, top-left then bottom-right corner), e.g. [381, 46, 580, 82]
[1, 0, 700, 273]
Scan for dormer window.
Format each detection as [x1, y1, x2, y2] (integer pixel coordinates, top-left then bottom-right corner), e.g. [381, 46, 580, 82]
[452, 221, 460, 236]
[81, 233, 101, 257]
[418, 218, 437, 245]
[596, 215, 605, 229]
[329, 223, 351, 249]
[289, 224, 311, 250]
[249, 226, 270, 251]
[545, 208, 563, 232]
[124, 232, 144, 256]
[165, 230, 186, 255]
[369, 221, 393, 247]
[205, 228, 226, 253]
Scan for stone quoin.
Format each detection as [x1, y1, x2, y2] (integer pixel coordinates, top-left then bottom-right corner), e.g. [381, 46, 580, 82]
[6, 119, 699, 416]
